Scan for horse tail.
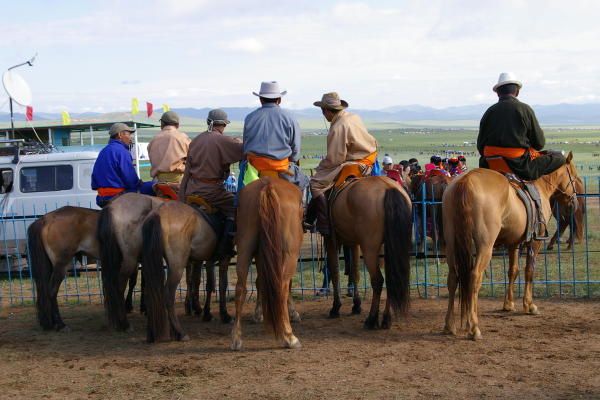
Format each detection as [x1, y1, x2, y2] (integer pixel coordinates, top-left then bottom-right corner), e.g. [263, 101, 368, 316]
[383, 188, 412, 315]
[27, 217, 54, 330]
[451, 178, 474, 323]
[97, 207, 127, 330]
[141, 212, 169, 342]
[257, 181, 286, 339]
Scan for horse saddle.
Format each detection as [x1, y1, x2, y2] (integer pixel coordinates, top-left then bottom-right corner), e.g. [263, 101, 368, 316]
[185, 195, 225, 236]
[504, 174, 549, 242]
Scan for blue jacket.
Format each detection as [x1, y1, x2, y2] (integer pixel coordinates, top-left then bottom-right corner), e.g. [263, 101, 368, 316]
[91, 139, 142, 205]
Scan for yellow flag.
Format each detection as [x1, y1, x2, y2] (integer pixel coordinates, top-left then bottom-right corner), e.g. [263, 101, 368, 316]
[162, 104, 170, 113]
[131, 98, 139, 115]
[61, 111, 71, 125]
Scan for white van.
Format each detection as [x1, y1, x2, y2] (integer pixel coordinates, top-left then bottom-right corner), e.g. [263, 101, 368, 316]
[0, 149, 99, 266]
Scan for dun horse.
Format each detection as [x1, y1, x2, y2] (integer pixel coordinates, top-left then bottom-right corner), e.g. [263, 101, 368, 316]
[142, 200, 232, 342]
[231, 177, 304, 351]
[443, 153, 581, 340]
[327, 176, 412, 329]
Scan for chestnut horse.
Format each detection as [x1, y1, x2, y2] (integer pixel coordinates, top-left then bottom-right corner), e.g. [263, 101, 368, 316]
[443, 152, 581, 340]
[327, 176, 412, 329]
[231, 177, 304, 351]
[142, 200, 232, 342]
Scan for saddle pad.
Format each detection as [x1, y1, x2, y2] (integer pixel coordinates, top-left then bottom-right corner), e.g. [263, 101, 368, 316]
[505, 174, 541, 243]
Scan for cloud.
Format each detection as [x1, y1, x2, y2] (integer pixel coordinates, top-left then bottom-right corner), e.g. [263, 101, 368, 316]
[121, 80, 141, 85]
[227, 38, 265, 53]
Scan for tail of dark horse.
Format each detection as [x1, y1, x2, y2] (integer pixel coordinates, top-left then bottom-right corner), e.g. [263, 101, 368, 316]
[141, 212, 169, 342]
[257, 181, 287, 339]
[97, 208, 128, 331]
[383, 188, 412, 315]
[28, 217, 54, 330]
[450, 178, 475, 322]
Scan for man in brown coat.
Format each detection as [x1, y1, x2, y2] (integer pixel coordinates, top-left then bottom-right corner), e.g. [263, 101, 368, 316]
[180, 109, 243, 256]
[147, 111, 191, 196]
[305, 92, 378, 235]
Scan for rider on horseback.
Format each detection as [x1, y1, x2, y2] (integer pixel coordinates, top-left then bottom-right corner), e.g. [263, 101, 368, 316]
[147, 111, 191, 198]
[305, 92, 378, 235]
[180, 109, 243, 257]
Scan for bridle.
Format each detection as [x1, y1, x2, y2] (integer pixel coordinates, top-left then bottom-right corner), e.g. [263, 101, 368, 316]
[544, 162, 579, 211]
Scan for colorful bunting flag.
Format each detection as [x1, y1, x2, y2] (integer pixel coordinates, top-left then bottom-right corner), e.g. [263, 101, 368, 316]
[61, 111, 71, 125]
[162, 104, 170, 113]
[131, 98, 139, 115]
[146, 102, 153, 118]
[26, 106, 33, 121]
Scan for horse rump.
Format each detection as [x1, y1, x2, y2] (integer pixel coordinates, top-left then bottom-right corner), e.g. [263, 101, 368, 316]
[257, 181, 287, 339]
[27, 217, 54, 330]
[383, 188, 412, 315]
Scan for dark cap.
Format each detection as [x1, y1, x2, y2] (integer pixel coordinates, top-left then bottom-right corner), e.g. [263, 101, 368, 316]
[108, 122, 135, 136]
[207, 109, 230, 125]
[159, 111, 180, 125]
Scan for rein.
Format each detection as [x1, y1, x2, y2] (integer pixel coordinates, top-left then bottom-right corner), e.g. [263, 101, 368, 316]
[542, 162, 578, 208]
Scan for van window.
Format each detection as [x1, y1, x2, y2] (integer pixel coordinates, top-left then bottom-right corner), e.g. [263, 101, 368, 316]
[20, 165, 73, 193]
[0, 168, 14, 193]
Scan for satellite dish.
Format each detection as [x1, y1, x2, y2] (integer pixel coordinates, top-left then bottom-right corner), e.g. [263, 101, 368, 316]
[2, 70, 32, 106]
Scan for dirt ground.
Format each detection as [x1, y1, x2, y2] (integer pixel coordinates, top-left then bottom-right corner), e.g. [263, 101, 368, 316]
[0, 297, 599, 399]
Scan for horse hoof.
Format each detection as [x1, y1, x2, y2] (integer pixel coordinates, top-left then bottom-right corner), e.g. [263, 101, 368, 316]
[57, 325, 71, 333]
[252, 314, 263, 324]
[528, 305, 540, 315]
[289, 311, 301, 323]
[202, 312, 213, 322]
[180, 334, 191, 342]
[231, 339, 243, 351]
[351, 304, 361, 315]
[468, 331, 482, 341]
[502, 302, 516, 312]
[381, 315, 392, 330]
[329, 309, 340, 319]
[221, 313, 233, 324]
[443, 326, 456, 336]
[285, 336, 302, 349]
[363, 317, 379, 330]
[126, 325, 134, 333]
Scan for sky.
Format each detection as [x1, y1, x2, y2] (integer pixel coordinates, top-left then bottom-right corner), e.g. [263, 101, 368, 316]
[1, 0, 599, 113]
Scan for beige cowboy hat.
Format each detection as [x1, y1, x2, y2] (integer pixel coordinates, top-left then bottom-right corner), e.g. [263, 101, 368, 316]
[253, 81, 287, 98]
[313, 92, 348, 111]
[493, 72, 523, 92]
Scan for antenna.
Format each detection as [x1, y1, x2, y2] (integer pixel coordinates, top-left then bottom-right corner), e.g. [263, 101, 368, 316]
[3, 54, 36, 139]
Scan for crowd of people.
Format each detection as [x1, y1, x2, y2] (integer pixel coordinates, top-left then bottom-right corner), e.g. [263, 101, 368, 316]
[380, 153, 469, 185]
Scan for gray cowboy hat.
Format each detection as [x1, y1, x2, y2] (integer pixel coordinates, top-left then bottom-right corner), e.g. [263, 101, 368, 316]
[313, 92, 348, 111]
[253, 81, 287, 98]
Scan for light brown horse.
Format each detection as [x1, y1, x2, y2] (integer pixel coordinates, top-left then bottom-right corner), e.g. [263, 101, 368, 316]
[547, 176, 585, 250]
[231, 177, 304, 351]
[28, 206, 101, 331]
[443, 153, 581, 340]
[142, 200, 232, 342]
[327, 176, 413, 329]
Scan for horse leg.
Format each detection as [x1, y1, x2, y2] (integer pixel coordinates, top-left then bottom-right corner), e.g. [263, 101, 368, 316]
[363, 249, 383, 330]
[253, 276, 263, 323]
[467, 247, 493, 340]
[349, 245, 362, 315]
[165, 264, 188, 341]
[139, 271, 146, 315]
[49, 263, 68, 331]
[443, 263, 458, 335]
[288, 280, 301, 322]
[523, 241, 542, 315]
[281, 266, 301, 349]
[184, 262, 197, 316]
[326, 237, 342, 318]
[218, 257, 232, 323]
[203, 260, 215, 322]
[125, 266, 138, 314]
[231, 251, 252, 351]
[503, 245, 519, 312]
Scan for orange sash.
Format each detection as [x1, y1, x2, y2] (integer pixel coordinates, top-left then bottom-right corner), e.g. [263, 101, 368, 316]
[334, 151, 378, 187]
[483, 146, 540, 160]
[247, 153, 289, 172]
[97, 187, 125, 197]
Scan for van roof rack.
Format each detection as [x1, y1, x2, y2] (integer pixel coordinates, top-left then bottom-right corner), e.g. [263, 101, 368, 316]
[0, 139, 53, 163]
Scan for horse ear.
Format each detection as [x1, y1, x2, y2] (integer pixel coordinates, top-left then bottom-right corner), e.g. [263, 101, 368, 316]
[566, 151, 573, 163]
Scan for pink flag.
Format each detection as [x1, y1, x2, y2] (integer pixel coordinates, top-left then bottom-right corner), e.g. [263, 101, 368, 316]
[146, 102, 153, 118]
[26, 106, 33, 121]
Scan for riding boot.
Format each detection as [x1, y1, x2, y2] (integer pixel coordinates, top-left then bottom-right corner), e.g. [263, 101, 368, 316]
[216, 218, 236, 259]
[314, 194, 331, 236]
[303, 196, 318, 232]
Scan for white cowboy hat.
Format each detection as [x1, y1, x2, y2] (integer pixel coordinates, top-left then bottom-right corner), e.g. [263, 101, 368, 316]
[493, 72, 523, 92]
[253, 81, 287, 98]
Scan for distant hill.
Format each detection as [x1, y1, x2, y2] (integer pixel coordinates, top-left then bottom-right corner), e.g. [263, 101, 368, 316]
[2, 103, 600, 125]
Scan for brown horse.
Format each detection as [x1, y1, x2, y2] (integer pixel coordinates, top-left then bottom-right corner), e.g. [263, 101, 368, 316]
[443, 153, 581, 340]
[410, 173, 452, 251]
[28, 206, 100, 331]
[142, 200, 232, 342]
[231, 177, 304, 351]
[327, 176, 413, 329]
[547, 176, 585, 250]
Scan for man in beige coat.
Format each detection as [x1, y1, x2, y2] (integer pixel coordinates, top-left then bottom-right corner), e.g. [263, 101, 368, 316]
[305, 92, 378, 235]
[147, 111, 191, 196]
